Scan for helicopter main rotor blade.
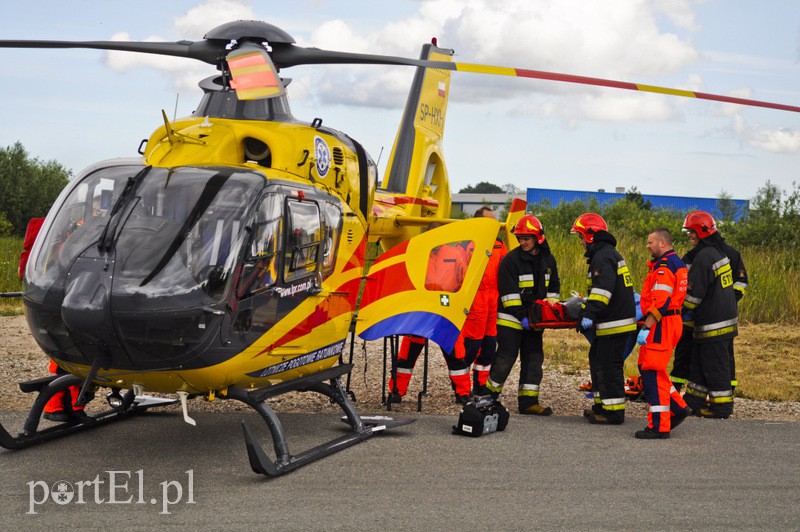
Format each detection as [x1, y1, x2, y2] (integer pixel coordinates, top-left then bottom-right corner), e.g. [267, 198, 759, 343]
[0, 39, 224, 64]
[273, 43, 800, 114]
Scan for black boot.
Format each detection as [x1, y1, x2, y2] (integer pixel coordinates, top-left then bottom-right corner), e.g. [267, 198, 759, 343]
[635, 427, 670, 439]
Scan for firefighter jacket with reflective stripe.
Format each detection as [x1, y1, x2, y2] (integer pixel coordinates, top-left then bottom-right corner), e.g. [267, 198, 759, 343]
[720, 241, 748, 302]
[682, 236, 738, 343]
[581, 233, 637, 336]
[497, 244, 560, 330]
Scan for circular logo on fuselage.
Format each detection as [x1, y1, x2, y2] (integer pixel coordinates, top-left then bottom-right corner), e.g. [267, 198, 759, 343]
[314, 136, 331, 178]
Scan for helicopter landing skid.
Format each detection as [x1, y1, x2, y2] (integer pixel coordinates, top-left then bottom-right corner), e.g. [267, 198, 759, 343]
[0, 374, 177, 451]
[228, 364, 414, 477]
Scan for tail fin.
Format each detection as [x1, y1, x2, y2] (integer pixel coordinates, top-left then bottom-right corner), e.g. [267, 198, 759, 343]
[504, 198, 527, 251]
[370, 43, 454, 250]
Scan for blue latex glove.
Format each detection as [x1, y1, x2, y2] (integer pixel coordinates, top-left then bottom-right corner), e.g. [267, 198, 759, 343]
[636, 327, 650, 345]
[521, 317, 531, 330]
[581, 317, 593, 330]
[682, 310, 694, 322]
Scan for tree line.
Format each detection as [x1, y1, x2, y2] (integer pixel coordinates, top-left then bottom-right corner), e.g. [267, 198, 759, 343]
[0, 143, 70, 236]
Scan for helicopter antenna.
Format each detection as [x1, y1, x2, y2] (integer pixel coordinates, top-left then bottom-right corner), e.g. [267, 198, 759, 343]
[173, 93, 180, 122]
[376, 146, 384, 167]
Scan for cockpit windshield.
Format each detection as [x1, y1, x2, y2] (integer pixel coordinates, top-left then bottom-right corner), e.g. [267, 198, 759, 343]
[28, 165, 265, 309]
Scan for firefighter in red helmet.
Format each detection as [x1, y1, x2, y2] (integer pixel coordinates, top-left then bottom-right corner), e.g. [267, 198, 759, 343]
[571, 213, 637, 425]
[675, 211, 741, 418]
[486, 214, 560, 415]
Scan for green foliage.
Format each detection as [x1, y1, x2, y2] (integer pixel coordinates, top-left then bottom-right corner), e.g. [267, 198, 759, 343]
[0, 142, 70, 236]
[458, 181, 504, 194]
[527, 182, 800, 324]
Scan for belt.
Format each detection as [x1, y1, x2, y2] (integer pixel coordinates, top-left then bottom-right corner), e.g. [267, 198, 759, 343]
[662, 309, 680, 316]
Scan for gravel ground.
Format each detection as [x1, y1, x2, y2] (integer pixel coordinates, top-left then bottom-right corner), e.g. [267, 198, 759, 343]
[2, 315, 798, 422]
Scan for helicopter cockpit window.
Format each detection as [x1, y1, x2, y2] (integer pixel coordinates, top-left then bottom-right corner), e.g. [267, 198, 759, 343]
[321, 201, 342, 275]
[28, 165, 142, 290]
[240, 194, 283, 295]
[284, 199, 321, 283]
[424, 240, 473, 293]
[110, 168, 263, 305]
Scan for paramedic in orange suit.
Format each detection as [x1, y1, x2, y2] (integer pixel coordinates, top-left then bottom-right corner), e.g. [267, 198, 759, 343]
[466, 207, 507, 396]
[635, 227, 692, 439]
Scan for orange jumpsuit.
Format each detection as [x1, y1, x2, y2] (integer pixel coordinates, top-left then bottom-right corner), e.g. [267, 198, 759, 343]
[639, 249, 688, 432]
[463, 238, 506, 393]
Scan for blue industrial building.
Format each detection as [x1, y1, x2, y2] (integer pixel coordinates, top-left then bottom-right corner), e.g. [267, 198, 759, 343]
[526, 187, 749, 221]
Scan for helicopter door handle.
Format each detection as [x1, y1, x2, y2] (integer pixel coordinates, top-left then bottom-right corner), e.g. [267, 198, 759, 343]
[297, 149, 309, 167]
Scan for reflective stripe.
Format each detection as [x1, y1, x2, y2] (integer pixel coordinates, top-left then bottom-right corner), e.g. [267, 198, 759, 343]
[602, 397, 626, 405]
[695, 318, 738, 332]
[497, 312, 520, 325]
[501, 294, 522, 308]
[473, 364, 491, 372]
[518, 389, 540, 397]
[397, 368, 413, 375]
[733, 282, 747, 290]
[695, 325, 737, 339]
[486, 378, 503, 393]
[449, 367, 470, 377]
[518, 274, 534, 288]
[712, 256, 731, 273]
[519, 383, 540, 391]
[731, 379, 738, 387]
[590, 288, 612, 300]
[684, 294, 702, 305]
[710, 395, 734, 403]
[709, 389, 733, 397]
[546, 292, 560, 299]
[498, 310, 523, 329]
[618, 260, 628, 268]
[670, 376, 688, 385]
[653, 283, 673, 294]
[649, 405, 671, 413]
[596, 317, 637, 336]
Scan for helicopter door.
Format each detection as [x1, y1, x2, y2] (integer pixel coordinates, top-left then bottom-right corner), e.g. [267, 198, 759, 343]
[356, 217, 500, 352]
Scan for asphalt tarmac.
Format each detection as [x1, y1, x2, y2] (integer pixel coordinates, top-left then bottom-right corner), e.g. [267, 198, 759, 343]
[1, 409, 798, 529]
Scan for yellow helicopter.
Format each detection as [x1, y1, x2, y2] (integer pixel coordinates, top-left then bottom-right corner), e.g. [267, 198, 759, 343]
[0, 20, 796, 476]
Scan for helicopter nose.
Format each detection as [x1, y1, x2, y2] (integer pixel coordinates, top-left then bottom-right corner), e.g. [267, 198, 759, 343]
[60, 256, 122, 363]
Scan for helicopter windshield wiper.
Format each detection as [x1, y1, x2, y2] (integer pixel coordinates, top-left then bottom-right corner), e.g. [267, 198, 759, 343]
[140, 171, 232, 287]
[98, 167, 152, 252]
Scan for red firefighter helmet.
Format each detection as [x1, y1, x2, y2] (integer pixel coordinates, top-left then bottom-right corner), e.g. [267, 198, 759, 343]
[570, 213, 607, 244]
[682, 210, 717, 239]
[513, 214, 546, 244]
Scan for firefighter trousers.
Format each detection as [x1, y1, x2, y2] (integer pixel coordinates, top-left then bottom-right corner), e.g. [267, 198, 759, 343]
[588, 333, 627, 423]
[486, 325, 545, 409]
[387, 335, 478, 398]
[685, 339, 733, 417]
[672, 328, 737, 389]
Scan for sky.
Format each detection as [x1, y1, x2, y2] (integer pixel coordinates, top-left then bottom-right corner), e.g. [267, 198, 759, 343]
[0, 0, 798, 201]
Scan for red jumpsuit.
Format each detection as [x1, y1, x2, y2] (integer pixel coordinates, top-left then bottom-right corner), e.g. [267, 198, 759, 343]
[639, 249, 688, 432]
[463, 238, 507, 393]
